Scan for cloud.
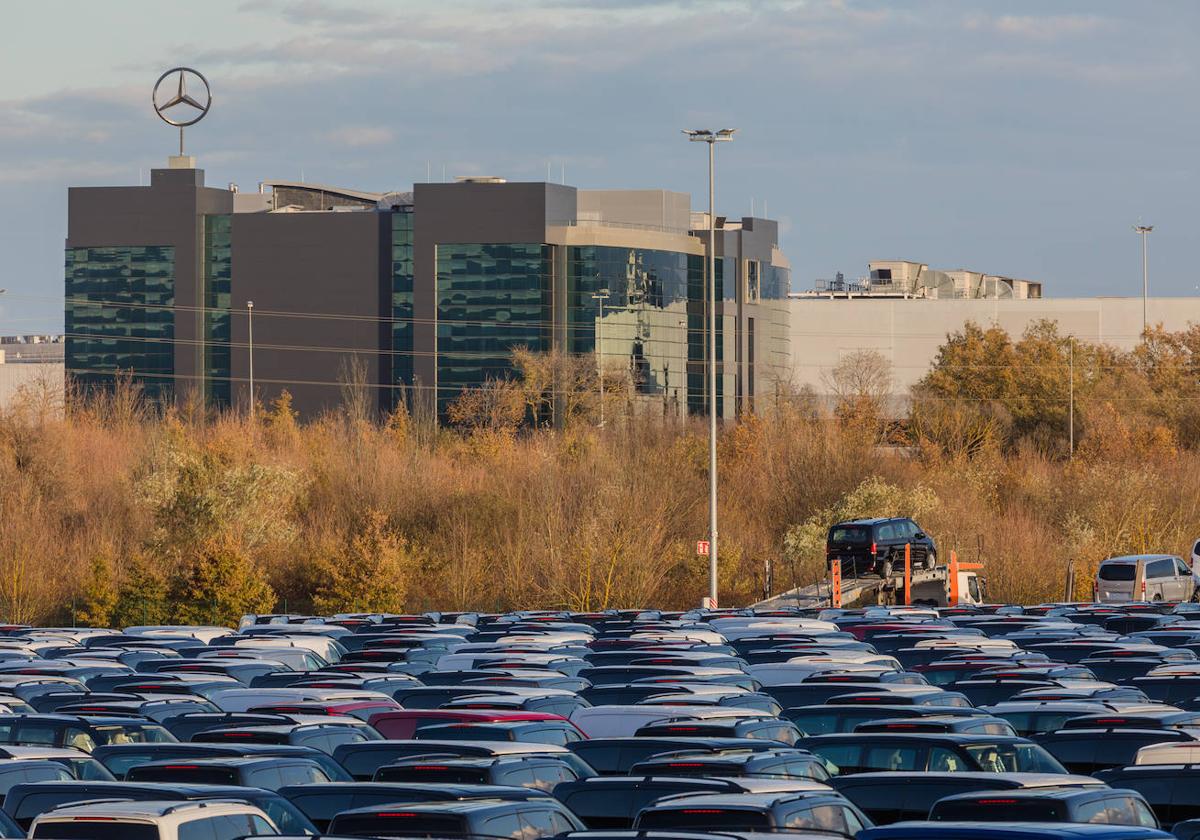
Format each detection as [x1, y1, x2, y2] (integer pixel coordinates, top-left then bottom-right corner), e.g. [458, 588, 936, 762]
[964, 13, 1111, 41]
[322, 125, 395, 147]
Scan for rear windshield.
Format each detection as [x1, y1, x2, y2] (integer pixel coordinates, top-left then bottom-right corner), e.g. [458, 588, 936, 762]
[934, 800, 1062, 821]
[375, 765, 487, 784]
[639, 809, 771, 830]
[331, 813, 463, 836]
[127, 766, 239, 785]
[32, 822, 159, 839]
[830, 527, 870, 544]
[1100, 563, 1137, 581]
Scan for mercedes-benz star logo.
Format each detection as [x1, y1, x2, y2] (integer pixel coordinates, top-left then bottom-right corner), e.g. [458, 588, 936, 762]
[153, 67, 212, 127]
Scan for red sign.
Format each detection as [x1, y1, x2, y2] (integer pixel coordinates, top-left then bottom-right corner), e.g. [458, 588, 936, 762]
[696, 540, 710, 557]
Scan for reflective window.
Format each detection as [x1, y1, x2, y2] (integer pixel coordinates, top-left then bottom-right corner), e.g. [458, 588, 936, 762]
[436, 242, 551, 415]
[392, 208, 415, 405]
[203, 215, 232, 408]
[65, 244, 176, 401]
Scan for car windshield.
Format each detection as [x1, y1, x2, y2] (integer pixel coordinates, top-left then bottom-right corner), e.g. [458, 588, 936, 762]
[965, 742, 1066, 773]
[92, 725, 174, 746]
[831, 527, 870, 544]
[1099, 564, 1137, 581]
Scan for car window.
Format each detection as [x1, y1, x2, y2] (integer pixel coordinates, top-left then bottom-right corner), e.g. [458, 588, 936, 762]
[928, 747, 965, 772]
[1131, 799, 1159, 828]
[247, 766, 284, 789]
[877, 524, 897, 540]
[249, 815, 275, 835]
[830, 527, 870, 544]
[864, 745, 921, 771]
[1099, 563, 1137, 581]
[1148, 559, 1175, 579]
[482, 813, 525, 840]
[808, 744, 859, 773]
[179, 817, 219, 840]
[1076, 798, 1109, 824]
[1178, 559, 1193, 576]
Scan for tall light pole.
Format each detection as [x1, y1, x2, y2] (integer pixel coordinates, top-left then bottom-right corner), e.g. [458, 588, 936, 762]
[591, 288, 610, 428]
[684, 127, 736, 609]
[1134, 224, 1153, 335]
[246, 300, 255, 421]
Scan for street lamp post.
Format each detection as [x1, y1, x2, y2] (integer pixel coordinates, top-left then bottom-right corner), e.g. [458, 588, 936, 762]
[683, 127, 736, 609]
[1134, 224, 1153, 335]
[246, 300, 255, 421]
[591, 288, 610, 428]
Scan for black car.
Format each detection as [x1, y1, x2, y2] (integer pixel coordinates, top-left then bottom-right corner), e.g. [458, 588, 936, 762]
[327, 796, 585, 838]
[929, 787, 1159, 828]
[634, 790, 870, 837]
[795, 733, 1067, 775]
[831, 771, 1106, 825]
[278, 781, 551, 832]
[566, 737, 779, 776]
[554, 776, 801, 829]
[629, 748, 830, 781]
[826, 518, 936, 577]
[373, 755, 580, 790]
[90, 741, 353, 782]
[1034, 728, 1194, 775]
[1095, 765, 1200, 828]
[785, 704, 992, 736]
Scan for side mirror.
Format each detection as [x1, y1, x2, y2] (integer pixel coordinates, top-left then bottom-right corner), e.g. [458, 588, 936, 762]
[914, 532, 926, 540]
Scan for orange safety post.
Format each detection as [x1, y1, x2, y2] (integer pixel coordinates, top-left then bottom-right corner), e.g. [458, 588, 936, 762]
[904, 543, 912, 605]
[948, 550, 960, 605]
[831, 559, 843, 609]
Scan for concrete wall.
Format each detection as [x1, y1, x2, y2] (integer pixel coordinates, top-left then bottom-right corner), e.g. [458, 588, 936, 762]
[789, 296, 1200, 404]
[229, 211, 389, 417]
[0, 363, 63, 412]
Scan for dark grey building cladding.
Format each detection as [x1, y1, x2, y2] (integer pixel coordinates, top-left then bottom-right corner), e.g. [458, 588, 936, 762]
[66, 168, 233, 402]
[228, 210, 390, 416]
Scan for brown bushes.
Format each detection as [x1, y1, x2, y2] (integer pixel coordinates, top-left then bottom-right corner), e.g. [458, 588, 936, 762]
[5, 347, 1200, 625]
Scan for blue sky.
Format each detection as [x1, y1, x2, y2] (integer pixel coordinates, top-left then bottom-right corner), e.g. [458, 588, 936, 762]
[1, 0, 1197, 331]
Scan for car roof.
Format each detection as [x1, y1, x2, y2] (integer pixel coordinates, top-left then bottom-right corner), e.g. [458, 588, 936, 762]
[337, 797, 536, 816]
[36, 800, 263, 819]
[860, 822, 1171, 839]
[1101, 556, 1179, 563]
[641, 792, 834, 810]
[830, 772, 1103, 788]
[832, 519, 902, 527]
[803, 733, 1027, 744]
[935, 788, 1112, 803]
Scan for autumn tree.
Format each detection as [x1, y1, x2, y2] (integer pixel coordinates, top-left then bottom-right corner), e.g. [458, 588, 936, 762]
[75, 555, 118, 627]
[822, 349, 893, 434]
[169, 536, 276, 627]
[311, 510, 416, 614]
[111, 554, 170, 628]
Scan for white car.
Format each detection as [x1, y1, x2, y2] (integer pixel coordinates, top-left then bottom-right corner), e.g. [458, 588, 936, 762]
[29, 800, 277, 839]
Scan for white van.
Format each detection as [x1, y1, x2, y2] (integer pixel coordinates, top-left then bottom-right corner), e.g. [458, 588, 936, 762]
[1096, 555, 1199, 602]
[29, 800, 275, 839]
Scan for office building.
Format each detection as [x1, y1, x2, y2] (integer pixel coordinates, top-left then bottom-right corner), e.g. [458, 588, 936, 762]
[65, 166, 792, 421]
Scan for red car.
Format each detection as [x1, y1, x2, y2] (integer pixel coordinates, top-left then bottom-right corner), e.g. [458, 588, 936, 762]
[367, 708, 586, 739]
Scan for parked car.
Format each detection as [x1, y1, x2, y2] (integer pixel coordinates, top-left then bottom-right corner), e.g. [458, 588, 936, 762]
[929, 788, 1160, 827]
[28, 799, 277, 840]
[1096, 556, 1199, 603]
[795, 733, 1067, 775]
[326, 796, 585, 838]
[634, 790, 870, 837]
[278, 780, 551, 832]
[831, 771, 1105, 825]
[826, 518, 937, 577]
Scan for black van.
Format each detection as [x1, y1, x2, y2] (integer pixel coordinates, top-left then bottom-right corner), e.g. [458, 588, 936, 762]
[634, 791, 870, 837]
[327, 797, 585, 838]
[831, 771, 1105, 825]
[929, 787, 1159, 828]
[278, 781, 550, 832]
[826, 518, 936, 577]
[1034, 728, 1193, 775]
[1096, 765, 1200, 828]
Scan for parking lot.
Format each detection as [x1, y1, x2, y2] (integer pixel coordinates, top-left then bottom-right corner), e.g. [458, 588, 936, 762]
[1, 603, 1200, 838]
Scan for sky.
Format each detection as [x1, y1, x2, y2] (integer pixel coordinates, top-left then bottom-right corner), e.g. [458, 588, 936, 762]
[1, 0, 1197, 332]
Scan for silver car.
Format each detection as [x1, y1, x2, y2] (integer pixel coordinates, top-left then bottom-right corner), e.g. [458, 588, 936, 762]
[1096, 554, 1199, 603]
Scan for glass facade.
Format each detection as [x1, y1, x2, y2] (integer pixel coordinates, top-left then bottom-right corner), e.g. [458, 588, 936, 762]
[569, 245, 693, 410]
[687, 255, 735, 416]
[65, 244, 175, 401]
[435, 242, 551, 413]
[391, 208, 415, 407]
[203, 215, 232, 408]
